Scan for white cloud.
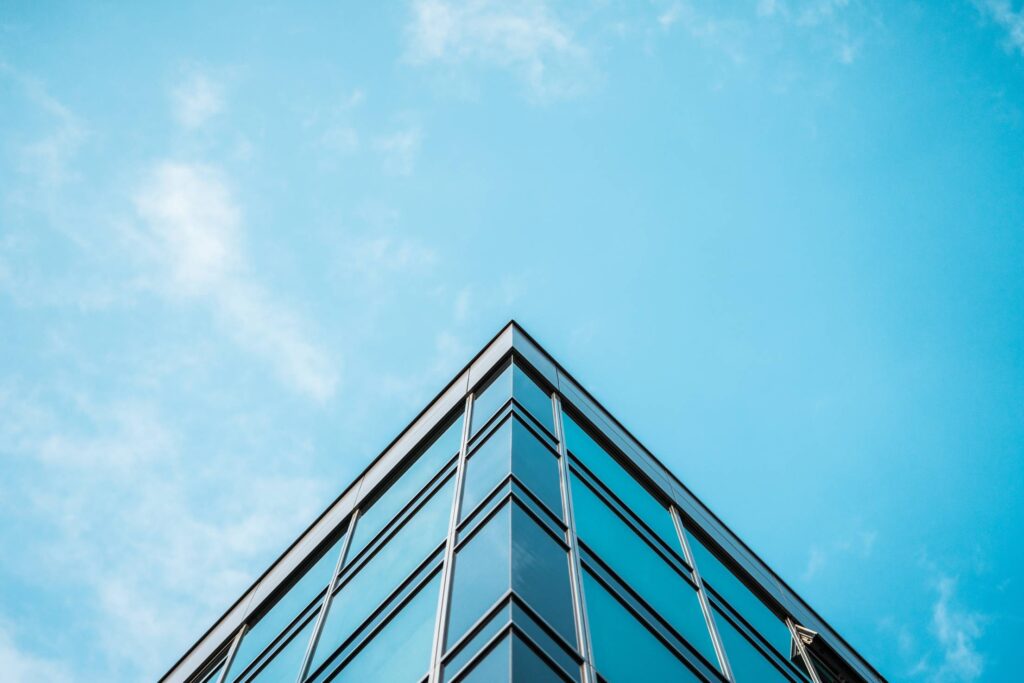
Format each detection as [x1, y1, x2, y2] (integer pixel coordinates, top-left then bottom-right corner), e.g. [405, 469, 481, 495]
[929, 576, 985, 682]
[133, 162, 339, 401]
[978, 0, 1024, 56]
[373, 126, 422, 175]
[801, 527, 877, 581]
[0, 623, 71, 683]
[172, 72, 224, 129]
[405, 0, 592, 99]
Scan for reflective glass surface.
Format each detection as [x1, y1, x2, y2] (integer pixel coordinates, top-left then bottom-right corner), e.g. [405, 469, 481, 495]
[458, 634, 510, 683]
[248, 617, 314, 683]
[511, 603, 580, 681]
[511, 364, 555, 434]
[461, 426, 511, 521]
[512, 634, 564, 682]
[571, 475, 717, 666]
[561, 413, 678, 549]
[582, 570, 701, 683]
[311, 477, 455, 672]
[348, 416, 463, 561]
[714, 608, 792, 683]
[332, 572, 441, 683]
[200, 661, 224, 683]
[447, 506, 511, 646]
[444, 604, 512, 682]
[510, 505, 575, 644]
[226, 533, 346, 681]
[471, 364, 513, 436]
[685, 531, 791, 656]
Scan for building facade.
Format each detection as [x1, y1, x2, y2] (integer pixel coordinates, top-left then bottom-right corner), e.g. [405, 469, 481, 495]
[161, 322, 884, 683]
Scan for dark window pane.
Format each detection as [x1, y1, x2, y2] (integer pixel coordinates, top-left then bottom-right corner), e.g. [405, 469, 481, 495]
[447, 506, 511, 646]
[511, 603, 581, 682]
[226, 533, 345, 681]
[248, 617, 315, 682]
[458, 634, 511, 683]
[686, 531, 791, 656]
[510, 420, 562, 518]
[471, 365, 513, 436]
[582, 570, 701, 683]
[349, 417, 463, 561]
[461, 423, 511, 521]
[512, 634, 563, 682]
[510, 506, 575, 645]
[311, 477, 455, 673]
[332, 572, 441, 683]
[512, 364, 555, 434]
[444, 604, 512, 682]
[561, 413, 677, 549]
[714, 608, 791, 683]
[571, 476, 717, 666]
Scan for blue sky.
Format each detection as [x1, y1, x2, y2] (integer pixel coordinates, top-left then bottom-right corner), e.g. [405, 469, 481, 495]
[1, 1, 1023, 681]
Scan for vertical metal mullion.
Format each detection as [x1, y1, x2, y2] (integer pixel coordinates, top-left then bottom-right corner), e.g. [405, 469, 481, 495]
[212, 625, 245, 683]
[295, 512, 359, 683]
[786, 619, 824, 683]
[673, 506, 735, 683]
[428, 394, 474, 683]
[552, 394, 597, 683]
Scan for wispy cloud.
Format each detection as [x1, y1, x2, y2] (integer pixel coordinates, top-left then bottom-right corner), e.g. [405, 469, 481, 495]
[373, 125, 423, 175]
[133, 162, 339, 401]
[404, 0, 593, 100]
[171, 71, 224, 129]
[977, 0, 1024, 56]
[0, 623, 71, 683]
[801, 527, 877, 581]
[927, 576, 986, 682]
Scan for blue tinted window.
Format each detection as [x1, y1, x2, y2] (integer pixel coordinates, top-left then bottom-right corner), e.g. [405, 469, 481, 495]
[471, 365, 513, 436]
[226, 533, 345, 681]
[561, 413, 678, 549]
[311, 477, 455, 673]
[510, 506, 575, 644]
[461, 424, 511, 521]
[510, 420, 562, 518]
[714, 607, 792, 683]
[512, 634, 564, 682]
[512, 364, 555, 434]
[332, 572, 441, 683]
[571, 476, 717, 666]
[348, 416, 462, 561]
[443, 604, 512, 682]
[511, 603, 581, 681]
[447, 506, 511, 647]
[686, 531, 791, 656]
[248, 617, 315, 683]
[583, 570, 701, 683]
[458, 634, 510, 683]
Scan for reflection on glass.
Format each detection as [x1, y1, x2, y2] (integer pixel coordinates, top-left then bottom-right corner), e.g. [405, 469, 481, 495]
[510, 505, 575, 644]
[226, 533, 345, 681]
[685, 531, 791, 656]
[332, 573, 441, 683]
[571, 476, 717, 666]
[311, 477, 455, 673]
[458, 634, 510, 683]
[461, 418, 562, 522]
[471, 365, 513, 436]
[348, 416, 463, 561]
[511, 603, 581, 681]
[512, 364, 555, 434]
[582, 570, 701, 683]
[561, 413, 678, 549]
[248, 618, 315, 682]
[444, 604, 512, 682]
[447, 506, 511, 647]
[714, 607, 791, 683]
[512, 634, 564, 682]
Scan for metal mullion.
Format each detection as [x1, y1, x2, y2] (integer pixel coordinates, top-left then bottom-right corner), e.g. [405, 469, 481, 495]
[786, 619, 824, 683]
[674, 507, 735, 683]
[553, 394, 597, 683]
[428, 394, 474, 683]
[295, 513, 358, 683]
[212, 626, 245, 683]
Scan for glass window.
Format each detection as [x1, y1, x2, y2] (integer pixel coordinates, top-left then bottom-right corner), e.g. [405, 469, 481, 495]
[348, 416, 463, 562]
[510, 505, 575, 644]
[226, 533, 346, 681]
[571, 476, 717, 666]
[458, 634, 510, 683]
[311, 477, 455, 673]
[512, 364, 555, 434]
[512, 634, 564, 682]
[582, 570, 702, 683]
[471, 364, 513, 436]
[447, 506, 511, 647]
[331, 572, 441, 683]
[714, 607, 792, 683]
[685, 531, 791, 656]
[248, 617, 315, 683]
[444, 604, 512, 682]
[461, 418, 562, 522]
[511, 603, 581, 681]
[199, 661, 224, 683]
[561, 413, 678, 549]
